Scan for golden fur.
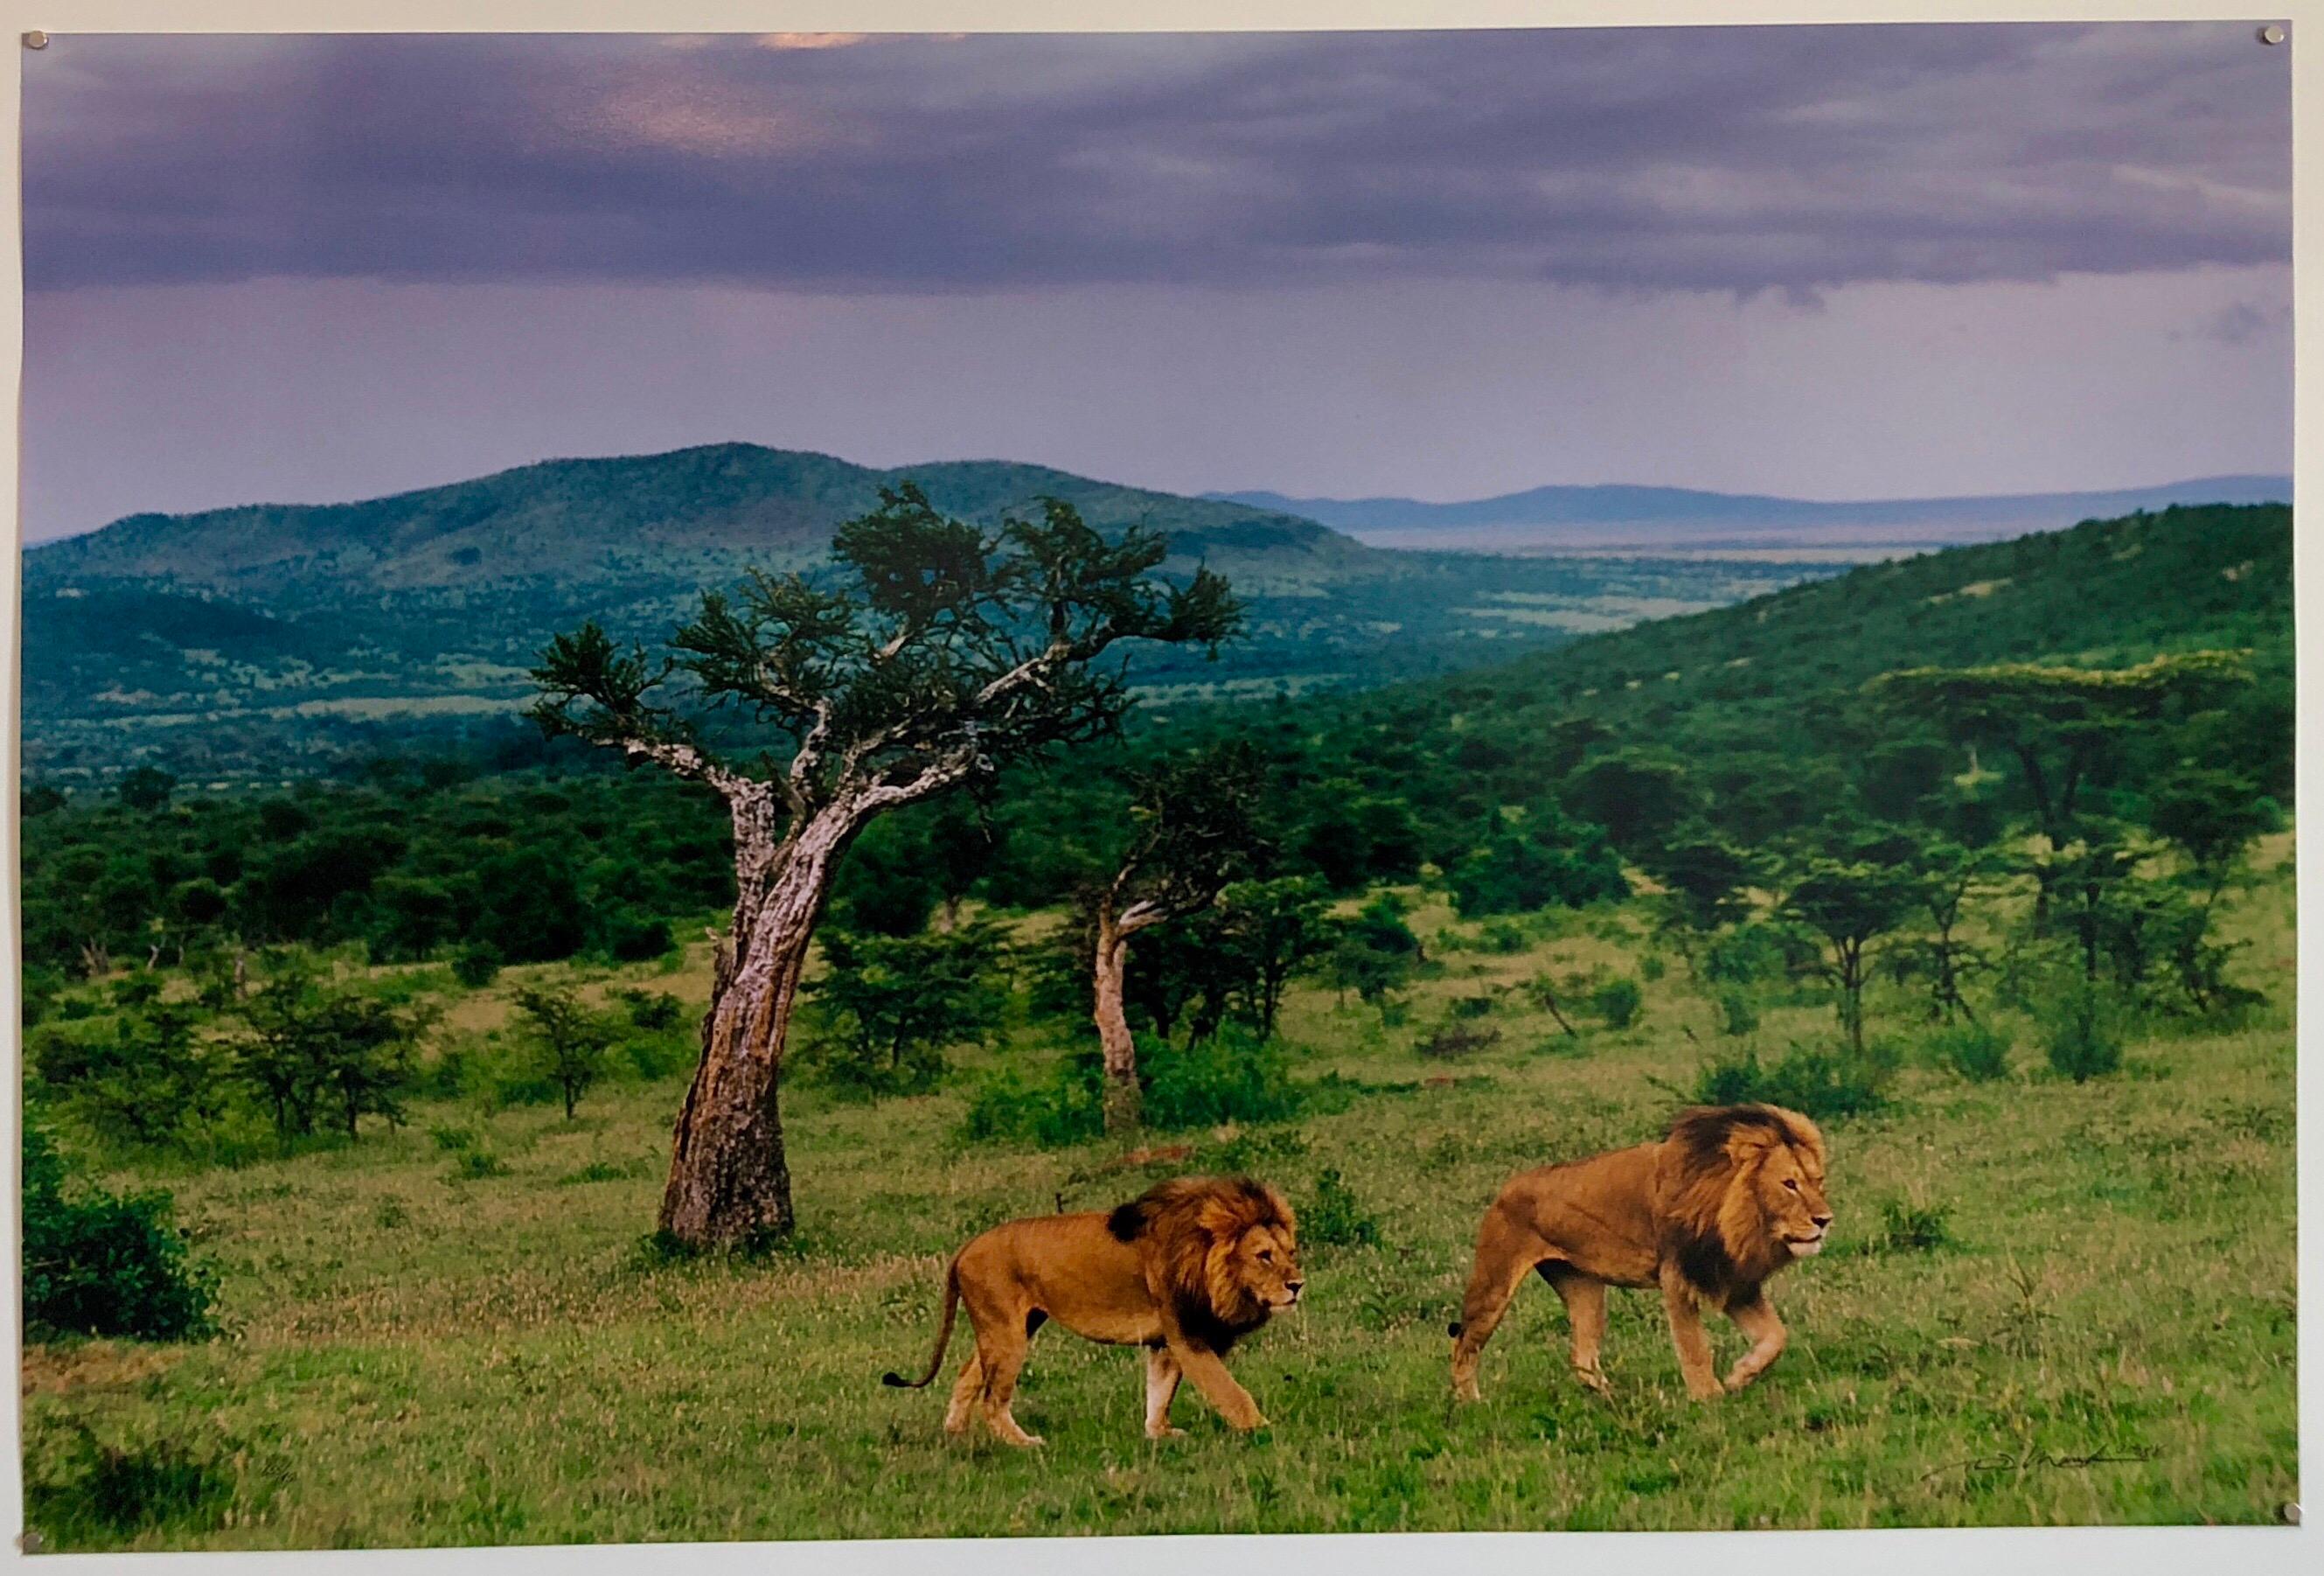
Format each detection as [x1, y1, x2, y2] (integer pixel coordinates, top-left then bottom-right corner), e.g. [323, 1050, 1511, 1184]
[1449, 1104, 1830, 1403]
[884, 1175, 1302, 1446]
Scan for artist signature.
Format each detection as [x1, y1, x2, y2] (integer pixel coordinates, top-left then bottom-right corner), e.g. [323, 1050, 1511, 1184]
[1922, 1444, 2160, 1482]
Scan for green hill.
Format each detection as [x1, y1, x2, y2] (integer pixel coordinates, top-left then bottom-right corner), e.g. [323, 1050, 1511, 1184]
[19, 445, 1823, 780]
[1242, 501, 2293, 854]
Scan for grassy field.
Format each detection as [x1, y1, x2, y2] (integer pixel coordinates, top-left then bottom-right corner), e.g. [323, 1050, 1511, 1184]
[17, 836, 2299, 1549]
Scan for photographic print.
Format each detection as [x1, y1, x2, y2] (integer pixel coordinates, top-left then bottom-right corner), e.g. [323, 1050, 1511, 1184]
[10, 17, 2300, 1550]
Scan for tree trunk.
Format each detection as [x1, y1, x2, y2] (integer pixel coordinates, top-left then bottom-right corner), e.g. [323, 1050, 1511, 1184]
[658, 800, 852, 1249]
[1092, 913, 1142, 1133]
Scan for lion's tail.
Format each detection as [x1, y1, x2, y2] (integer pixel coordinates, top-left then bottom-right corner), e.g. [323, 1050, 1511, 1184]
[881, 1256, 962, 1390]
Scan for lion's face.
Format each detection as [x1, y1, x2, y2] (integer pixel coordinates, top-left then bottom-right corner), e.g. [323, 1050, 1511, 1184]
[1754, 1140, 1832, 1257]
[1228, 1220, 1305, 1312]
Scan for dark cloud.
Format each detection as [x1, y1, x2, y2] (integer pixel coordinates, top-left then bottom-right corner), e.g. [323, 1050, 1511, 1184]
[22, 24, 2291, 297]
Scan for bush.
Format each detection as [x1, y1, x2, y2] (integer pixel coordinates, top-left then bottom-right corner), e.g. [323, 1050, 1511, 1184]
[1302, 1168, 1381, 1249]
[2042, 985, 2126, 1083]
[958, 1056, 1105, 1148]
[962, 1029, 1306, 1147]
[1689, 1044, 1887, 1120]
[1416, 1022, 1500, 1059]
[1590, 976, 1644, 1030]
[1925, 1020, 2012, 1082]
[21, 1125, 217, 1342]
[597, 910, 675, 963]
[451, 1148, 510, 1181]
[1715, 989, 1759, 1038]
[1870, 1197, 1953, 1253]
[449, 943, 503, 988]
[616, 989, 685, 1030]
[1144, 1029, 1305, 1129]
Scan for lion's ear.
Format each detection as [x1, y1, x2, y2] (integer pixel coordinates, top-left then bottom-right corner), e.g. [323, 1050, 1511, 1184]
[1106, 1200, 1148, 1243]
[1723, 1126, 1778, 1165]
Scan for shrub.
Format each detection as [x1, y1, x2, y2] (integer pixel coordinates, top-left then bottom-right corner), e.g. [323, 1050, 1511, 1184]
[1703, 924, 1787, 986]
[1144, 1029, 1305, 1129]
[1416, 1022, 1500, 1059]
[616, 989, 685, 1030]
[1715, 989, 1759, 1038]
[1302, 1168, 1382, 1249]
[1689, 1044, 1887, 1120]
[1639, 952, 1667, 983]
[958, 1056, 1105, 1148]
[428, 1124, 477, 1152]
[2042, 985, 2126, 1083]
[597, 909, 675, 963]
[622, 1032, 692, 1081]
[449, 943, 503, 988]
[1475, 920, 1530, 954]
[21, 1125, 217, 1342]
[1590, 976, 1644, 1030]
[451, 1148, 509, 1181]
[1870, 1197, 1953, 1253]
[1449, 994, 1496, 1020]
[1925, 1020, 2012, 1082]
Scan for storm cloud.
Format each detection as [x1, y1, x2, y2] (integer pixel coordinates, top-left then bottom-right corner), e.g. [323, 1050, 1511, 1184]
[23, 23, 2292, 299]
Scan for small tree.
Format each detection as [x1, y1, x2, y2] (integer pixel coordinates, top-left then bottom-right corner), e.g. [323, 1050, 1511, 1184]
[533, 485, 1239, 1245]
[1781, 856, 1919, 1056]
[805, 919, 1010, 1097]
[31, 1002, 218, 1148]
[1327, 894, 1423, 1022]
[1214, 876, 1335, 1042]
[1089, 743, 1264, 1131]
[511, 985, 622, 1120]
[228, 971, 419, 1140]
[1638, 827, 1759, 971]
[2147, 765, 2279, 908]
[1904, 839, 2004, 1023]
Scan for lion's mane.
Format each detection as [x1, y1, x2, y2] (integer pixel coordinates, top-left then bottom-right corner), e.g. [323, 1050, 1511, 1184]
[1108, 1175, 1296, 1351]
[1660, 1103, 1826, 1304]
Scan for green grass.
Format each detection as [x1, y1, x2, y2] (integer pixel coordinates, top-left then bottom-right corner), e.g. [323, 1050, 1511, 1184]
[18, 845, 2298, 1546]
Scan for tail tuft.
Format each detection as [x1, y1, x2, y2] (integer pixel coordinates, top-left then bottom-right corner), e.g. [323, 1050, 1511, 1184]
[1448, 1321, 1464, 1338]
[881, 1371, 911, 1388]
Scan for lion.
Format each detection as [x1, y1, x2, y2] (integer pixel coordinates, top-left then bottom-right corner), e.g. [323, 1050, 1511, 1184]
[883, 1175, 1303, 1447]
[1449, 1103, 1830, 1404]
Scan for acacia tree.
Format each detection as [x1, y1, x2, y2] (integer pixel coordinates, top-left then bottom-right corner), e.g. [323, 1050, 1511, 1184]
[532, 485, 1239, 1245]
[1870, 652, 2248, 919]
[1781, 856, 1919, 1056]
[1089, 743, 1264, 1133]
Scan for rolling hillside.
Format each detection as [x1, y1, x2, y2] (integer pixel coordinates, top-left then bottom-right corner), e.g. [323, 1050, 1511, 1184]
[19, 445, 1825, 781]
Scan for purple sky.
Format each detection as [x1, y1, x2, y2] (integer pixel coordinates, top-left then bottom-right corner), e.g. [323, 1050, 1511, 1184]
[19, 24, 2293, 542]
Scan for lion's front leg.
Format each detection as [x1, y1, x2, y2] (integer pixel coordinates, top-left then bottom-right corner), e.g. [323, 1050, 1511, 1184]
[1659, 1264, 1726, 1402]
[1144, 1347, 1185, 1440]
[1721, 1292, 1785, 1392]
[1167, 1340, 1267, 1432]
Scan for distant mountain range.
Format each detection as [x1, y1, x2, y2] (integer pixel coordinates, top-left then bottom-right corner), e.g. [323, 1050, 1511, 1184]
[1208, 475, 2294, 553]
[31, 443, 1371, 595]
[21, 443, 1826, 779]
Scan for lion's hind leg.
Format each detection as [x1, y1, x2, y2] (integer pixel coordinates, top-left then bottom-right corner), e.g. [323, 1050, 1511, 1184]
[971, 1313, 1044, 1448]
[1541, 1266, 1613, 1398]
[943, 1353, 984, 1436]
[1451, 1208, 1545, 1403]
